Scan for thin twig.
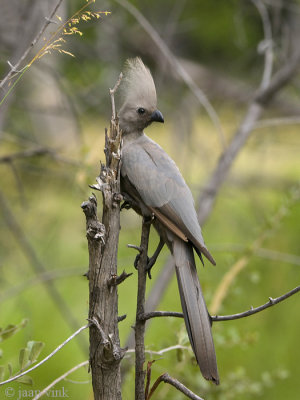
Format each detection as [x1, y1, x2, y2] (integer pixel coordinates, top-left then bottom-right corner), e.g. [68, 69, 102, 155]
[147, 373, 204, 400]
[0, 325, 89, 386]
[252, 0, 273, 89]
[0, 147, 52, 163]
[127, 344, 190, 356]
[135, 219, 151, 400]
[0, 147, 80, 166]
[140, 285, 300, 323]
[141, 311, 184, 321]
[145, 360, 155, 400]
[110, 72, 123, 120]
[32, 360, 89, 400]
[254, 116, 300, 129]
[255, 50, 300, 105]
[212, 285, 300, 322]
[115, 0, 226, 149]
[128, 244, 143, 252]
[0, 0, 63, 90]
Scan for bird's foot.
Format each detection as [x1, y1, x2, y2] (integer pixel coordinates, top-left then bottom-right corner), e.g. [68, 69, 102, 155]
[120, 200, 132, 211]
[134, 254, 155, 279]
[145, 255, 156, 279]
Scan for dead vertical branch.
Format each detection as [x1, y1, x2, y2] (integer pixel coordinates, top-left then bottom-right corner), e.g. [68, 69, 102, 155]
[134, 219, 151, 400]
[81, 75, 124, 400]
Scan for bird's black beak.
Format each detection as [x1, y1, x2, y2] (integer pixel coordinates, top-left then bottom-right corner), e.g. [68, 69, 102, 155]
[150, 109, 164, 123]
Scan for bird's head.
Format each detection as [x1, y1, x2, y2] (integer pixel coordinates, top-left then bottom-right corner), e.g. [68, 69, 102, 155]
[118, 57, 164, 134]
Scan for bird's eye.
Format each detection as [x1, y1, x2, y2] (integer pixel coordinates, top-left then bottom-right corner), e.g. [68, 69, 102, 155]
[137, 107, 145, 115]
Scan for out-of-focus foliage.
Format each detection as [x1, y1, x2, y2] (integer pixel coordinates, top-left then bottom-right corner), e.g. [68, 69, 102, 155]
[0, 1, 299, 399]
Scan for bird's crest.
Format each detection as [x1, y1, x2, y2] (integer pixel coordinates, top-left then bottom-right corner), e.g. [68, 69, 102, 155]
[119, 57, 157, 111]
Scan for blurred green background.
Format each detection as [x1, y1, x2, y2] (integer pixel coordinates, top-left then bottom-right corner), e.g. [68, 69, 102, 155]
[0, 1, 299, 399]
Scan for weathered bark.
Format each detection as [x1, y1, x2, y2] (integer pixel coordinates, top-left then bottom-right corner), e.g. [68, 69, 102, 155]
[81, 104, 124, 399]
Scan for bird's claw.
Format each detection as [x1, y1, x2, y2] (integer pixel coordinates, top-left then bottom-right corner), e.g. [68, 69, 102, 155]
[134, 254, 154, 279]
[121, 201, 132, 211]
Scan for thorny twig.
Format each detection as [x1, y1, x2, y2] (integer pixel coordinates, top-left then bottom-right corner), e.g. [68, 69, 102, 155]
[140, 285, 300, 323]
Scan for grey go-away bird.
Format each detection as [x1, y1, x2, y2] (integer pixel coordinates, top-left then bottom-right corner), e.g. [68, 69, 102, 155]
[118, 57, 219, 384]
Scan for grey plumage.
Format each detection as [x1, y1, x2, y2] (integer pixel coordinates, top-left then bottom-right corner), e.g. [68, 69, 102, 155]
[119, 57, 219, 384]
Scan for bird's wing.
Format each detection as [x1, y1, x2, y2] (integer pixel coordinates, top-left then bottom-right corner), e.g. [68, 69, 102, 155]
[121, 135, 215, 264]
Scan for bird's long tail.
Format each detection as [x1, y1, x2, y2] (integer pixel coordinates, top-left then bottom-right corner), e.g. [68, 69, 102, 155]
[173, 238, 219, 384]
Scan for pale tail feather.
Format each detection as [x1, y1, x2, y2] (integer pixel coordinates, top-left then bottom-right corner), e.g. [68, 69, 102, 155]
[173, 238, 219, 384]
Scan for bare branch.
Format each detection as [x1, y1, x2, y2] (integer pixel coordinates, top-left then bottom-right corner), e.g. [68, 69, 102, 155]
[212, 285, 300, 322]
[254, 116, 300, 129]
[0, 325, 89, 387]
[127, 344, 190, 357]
[0, 147, 52, 163]
[252, 0, 274, 89]
[135, 218, 152, 400]
[128, 244, 143, 253]
[147, 373, 204, 400]
[0, 147, 80, 166]
[264, 0, 300, 14]
[141, 311, 184, 321]
[115, 0, 226, 149]
[32, 360, 89, 400]
[145, 361, 155, 400]
[110, 72, 123, 120]
[197, 47, 300, 226]
[255, 50, 300, 105]
[118, 314, 127, 322]
[140, 285, 300, 323]
[0, 0, 63, 91]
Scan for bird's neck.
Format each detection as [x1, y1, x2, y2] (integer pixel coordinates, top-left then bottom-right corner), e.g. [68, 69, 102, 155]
[122, 130, 144, 145]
